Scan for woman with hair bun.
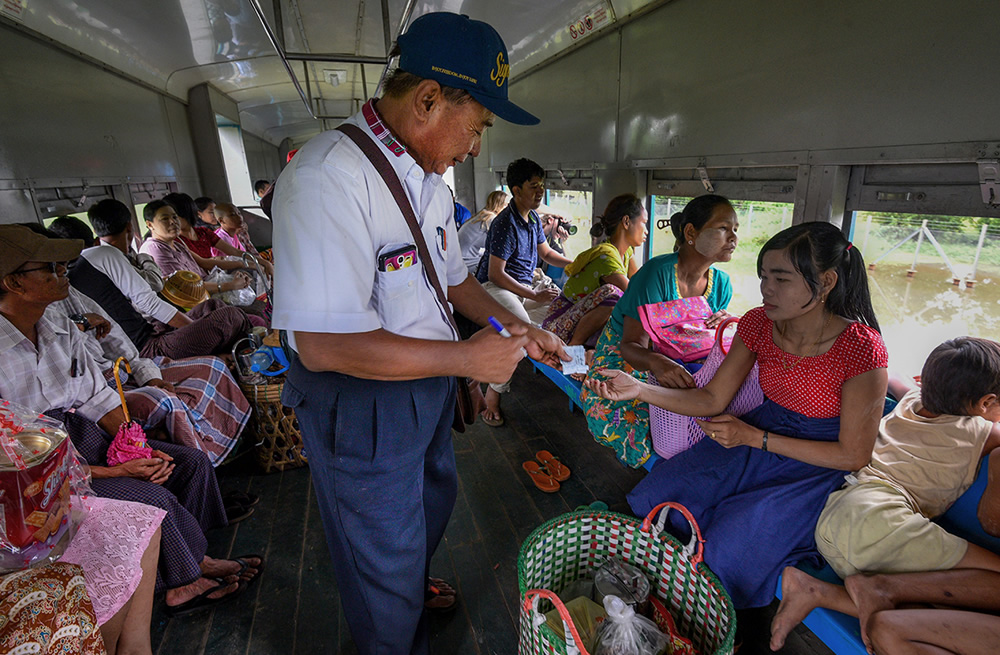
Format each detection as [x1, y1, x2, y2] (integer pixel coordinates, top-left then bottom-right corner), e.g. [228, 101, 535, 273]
[540, 194, 647, 346]
[579, 194, 738, 467]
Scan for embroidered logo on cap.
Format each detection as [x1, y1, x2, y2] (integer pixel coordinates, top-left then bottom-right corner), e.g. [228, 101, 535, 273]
[490, 53, 509, 88]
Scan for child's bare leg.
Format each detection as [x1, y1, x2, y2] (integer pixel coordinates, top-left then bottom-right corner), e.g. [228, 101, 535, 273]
[868, 608, 1000, 655]
[847, 570, 1000, 651]
[770, 566, 856, 651]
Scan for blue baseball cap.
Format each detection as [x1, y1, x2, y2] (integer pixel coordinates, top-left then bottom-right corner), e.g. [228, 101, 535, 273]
[396, 12, 540, 126]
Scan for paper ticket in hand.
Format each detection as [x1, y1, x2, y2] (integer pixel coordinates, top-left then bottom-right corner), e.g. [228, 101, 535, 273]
[562, 345, 589, 376]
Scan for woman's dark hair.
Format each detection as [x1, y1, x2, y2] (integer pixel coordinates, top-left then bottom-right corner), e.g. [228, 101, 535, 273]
[590, 194, 644, 239]
[143, 199, 171, 223]
[506, 158, 545, 191]
[88, 199, 132, 237]
[162, 192, 198, 228]
[756, 221, 880, 332]
[194, 196, 214, 212]
[921, 337, 1000, 415]
[669, 194, 733, 250]
[48, 216, 95, 245]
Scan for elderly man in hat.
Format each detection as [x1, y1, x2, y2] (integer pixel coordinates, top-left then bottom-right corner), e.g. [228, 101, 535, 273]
[271, 11, 565, 654]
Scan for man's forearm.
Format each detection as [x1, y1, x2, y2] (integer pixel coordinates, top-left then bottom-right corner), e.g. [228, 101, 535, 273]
[294, 329, 474, 381]
[488, 269, 535, 299]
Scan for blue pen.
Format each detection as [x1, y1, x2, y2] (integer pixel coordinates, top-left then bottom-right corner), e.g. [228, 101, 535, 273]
[488, 316, 527, 357]
[487, 316, 512, 337]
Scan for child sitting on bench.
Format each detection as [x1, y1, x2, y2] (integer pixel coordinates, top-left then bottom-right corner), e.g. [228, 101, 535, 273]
[770, 336, 1000, 651]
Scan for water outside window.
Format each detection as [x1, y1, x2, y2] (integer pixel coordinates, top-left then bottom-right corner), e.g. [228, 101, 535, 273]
[853, 211, 1000, 376]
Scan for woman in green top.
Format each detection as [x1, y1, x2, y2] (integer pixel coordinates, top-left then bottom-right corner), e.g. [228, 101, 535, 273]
[580, 194, 739, 467]
[540, 194, 648, 345]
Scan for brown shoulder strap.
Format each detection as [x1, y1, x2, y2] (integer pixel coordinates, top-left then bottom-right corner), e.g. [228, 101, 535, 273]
[336, 123, 460, 336]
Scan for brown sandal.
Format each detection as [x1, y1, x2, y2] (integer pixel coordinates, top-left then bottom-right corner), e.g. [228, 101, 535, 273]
[522, 461, 560, 493]
[536, 450, 570, 482]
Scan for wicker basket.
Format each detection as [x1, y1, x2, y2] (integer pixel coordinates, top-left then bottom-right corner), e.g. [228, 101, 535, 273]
[239, 379, 307, 473]
[519, 503, 735, 655]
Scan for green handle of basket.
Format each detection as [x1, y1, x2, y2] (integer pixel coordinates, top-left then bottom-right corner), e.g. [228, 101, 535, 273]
[641, 502, 705, 566]
[522, 589, 591, 655]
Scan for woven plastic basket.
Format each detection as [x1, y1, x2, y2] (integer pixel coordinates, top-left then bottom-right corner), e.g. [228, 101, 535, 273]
[238, 379, 307, 473]
[518, 502, 735, 655]
[649, 317, 764, 460]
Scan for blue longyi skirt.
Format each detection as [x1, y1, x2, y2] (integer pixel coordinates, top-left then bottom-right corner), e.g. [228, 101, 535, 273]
[627, 398, 848, 609]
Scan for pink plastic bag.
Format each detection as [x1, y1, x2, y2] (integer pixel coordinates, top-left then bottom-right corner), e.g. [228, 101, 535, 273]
[637, 297, 730, 362]
[649, 317, 765, 460]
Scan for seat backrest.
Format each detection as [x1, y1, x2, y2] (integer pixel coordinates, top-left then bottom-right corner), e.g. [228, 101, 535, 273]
[935, 456, 1000, 553]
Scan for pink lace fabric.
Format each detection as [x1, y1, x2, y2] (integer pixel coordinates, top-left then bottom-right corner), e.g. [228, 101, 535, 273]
[60, 497, 165, 625]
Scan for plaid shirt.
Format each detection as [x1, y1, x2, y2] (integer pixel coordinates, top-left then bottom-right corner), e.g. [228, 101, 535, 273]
[0, 312, 121, 423]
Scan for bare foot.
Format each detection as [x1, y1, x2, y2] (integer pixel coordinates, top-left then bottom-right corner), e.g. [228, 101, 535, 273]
[770, 567, 830, 651]
[481, 387, 502, 424]
[165, 575, 239, 607]
[200, 556, 261, 582]
[845, 574, 896, 652]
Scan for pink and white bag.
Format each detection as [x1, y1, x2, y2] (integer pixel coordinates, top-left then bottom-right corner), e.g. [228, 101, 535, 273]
[649, 317, 765, 460]
[638, 297, 732, 363]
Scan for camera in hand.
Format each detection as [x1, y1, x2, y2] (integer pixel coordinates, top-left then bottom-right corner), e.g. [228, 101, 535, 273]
[558, 219, 578, 236]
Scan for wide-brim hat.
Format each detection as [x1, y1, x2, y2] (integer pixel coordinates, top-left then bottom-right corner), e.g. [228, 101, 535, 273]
[397, 12, 540, 126]
[0, 225, 83, 279]
[161, 270, 209, 309]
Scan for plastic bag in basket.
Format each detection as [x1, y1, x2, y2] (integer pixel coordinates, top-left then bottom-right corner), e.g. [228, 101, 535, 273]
[0, 400, 93, 572]
[649, 317, 764, 460]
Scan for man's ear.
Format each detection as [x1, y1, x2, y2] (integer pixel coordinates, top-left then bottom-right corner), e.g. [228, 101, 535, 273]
[411, 79, 444, 123]
[1, 274, 23, 296]
[973, 393, 1000, 417]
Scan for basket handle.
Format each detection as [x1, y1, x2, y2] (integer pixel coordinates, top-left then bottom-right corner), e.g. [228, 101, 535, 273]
[641, 502, 705, 566]
[522, 589, 592, 655]
[715, 316, 740, 356]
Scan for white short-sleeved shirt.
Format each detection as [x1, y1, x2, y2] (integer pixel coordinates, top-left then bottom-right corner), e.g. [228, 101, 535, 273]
[271, 100, 468, 349]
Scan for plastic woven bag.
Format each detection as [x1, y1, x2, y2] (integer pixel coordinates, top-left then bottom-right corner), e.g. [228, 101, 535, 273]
[649, 317, 765, 460]
[638, 296, 728, 362]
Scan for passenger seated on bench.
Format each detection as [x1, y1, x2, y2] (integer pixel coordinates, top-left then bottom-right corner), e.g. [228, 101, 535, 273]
[474, 158, 574, 427]
[48, 285, 250, 467]
[195, 196, 218, 227]
[769, 336, 1000, 651]
[458, 190, 509, 273]
[0, 225, 262, 617]
[579, 194, 737, 467]
[210, 203, 274, 277]
[48, 211, 254, 360]
[540, 193, 647, 347]
[587, 222, 888, 610]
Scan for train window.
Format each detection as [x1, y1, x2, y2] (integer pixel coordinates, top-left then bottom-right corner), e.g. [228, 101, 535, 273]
[544, 189, 593, 260]
[218, 117, 255, 205]
[853, 210, 1000, 377]
[650, 195, 794, 315]
[43, 211, 94, 236]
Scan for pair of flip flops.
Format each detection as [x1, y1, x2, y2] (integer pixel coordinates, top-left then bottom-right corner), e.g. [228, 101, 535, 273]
[223, 490, 259, 525]
[522, 450, 571, 493]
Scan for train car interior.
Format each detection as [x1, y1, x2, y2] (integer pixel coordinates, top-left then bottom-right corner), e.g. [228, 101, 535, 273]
[1, 0, 999, 653]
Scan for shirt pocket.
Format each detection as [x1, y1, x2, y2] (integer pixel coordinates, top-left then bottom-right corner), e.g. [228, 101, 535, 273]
[374, 263, 426, 334]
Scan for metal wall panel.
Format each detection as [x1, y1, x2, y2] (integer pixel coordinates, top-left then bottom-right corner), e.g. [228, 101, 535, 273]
[619, 0, 1000, 161]
[243, 132, 282, 188]
[486, 33, 621, 171]
[0, 26, 200, 186]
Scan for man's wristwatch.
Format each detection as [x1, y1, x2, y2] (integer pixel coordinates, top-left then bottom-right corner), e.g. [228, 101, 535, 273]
[68, 313, 92, 331]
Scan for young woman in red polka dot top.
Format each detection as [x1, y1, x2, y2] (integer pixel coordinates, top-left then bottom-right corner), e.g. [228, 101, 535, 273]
[587, 221, 889, 610]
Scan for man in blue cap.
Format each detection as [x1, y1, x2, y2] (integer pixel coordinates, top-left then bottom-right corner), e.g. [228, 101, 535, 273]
[271, 12, 566, 654]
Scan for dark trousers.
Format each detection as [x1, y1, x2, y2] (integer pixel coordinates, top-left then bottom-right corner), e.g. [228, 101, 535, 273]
[283, 361, 457, 655]
[141, 298, 252, 360]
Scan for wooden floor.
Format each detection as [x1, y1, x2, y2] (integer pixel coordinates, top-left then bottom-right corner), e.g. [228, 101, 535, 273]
[151, 362, 833, 655]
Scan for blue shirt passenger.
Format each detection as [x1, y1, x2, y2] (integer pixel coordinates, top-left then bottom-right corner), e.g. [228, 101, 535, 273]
[474, 200, 546, 285]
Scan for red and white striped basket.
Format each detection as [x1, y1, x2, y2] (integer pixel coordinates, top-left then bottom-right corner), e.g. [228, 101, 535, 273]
[649, 317, 764, 460]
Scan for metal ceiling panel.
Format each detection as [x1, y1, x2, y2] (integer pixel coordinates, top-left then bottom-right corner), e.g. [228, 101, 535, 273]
[608, 0, 658, 19]
[410, 0, 617, 75]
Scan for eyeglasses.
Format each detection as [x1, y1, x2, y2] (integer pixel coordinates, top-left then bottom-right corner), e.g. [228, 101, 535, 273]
[11, 261, 68, 275]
